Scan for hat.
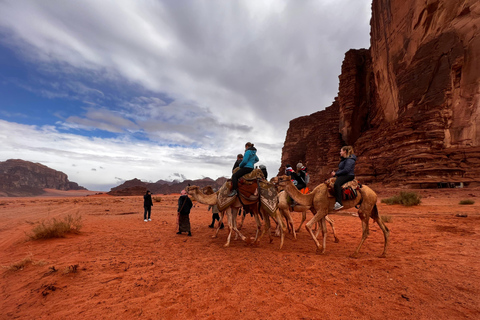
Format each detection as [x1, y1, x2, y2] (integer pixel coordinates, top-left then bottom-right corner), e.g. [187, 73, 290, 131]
[181, 190, 187, 195]
[297, 163, 304, 169]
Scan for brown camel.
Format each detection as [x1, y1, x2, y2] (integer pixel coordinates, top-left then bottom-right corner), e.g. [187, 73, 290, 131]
[186, 185, 284, 248]
[277, 190, 338, 242]
[276, 176, 389, 258]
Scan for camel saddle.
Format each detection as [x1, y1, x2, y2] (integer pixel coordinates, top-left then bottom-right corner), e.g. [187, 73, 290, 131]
[216, 170, 278, 215]
[325, 177, 360, 201]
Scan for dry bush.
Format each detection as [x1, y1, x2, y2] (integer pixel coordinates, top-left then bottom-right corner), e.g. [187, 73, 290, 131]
[459, 199, 475, 205]
[4, 254, 33, 271]
[3, 254, 47, 271]
[381, 191, 421, 206]
[28, 213, 83, 240]
[381, 215, 393, 223]
[153, 196, 162, 203]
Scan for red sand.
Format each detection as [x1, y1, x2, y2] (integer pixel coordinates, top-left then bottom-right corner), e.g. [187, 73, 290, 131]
[1, 186, 480, 319]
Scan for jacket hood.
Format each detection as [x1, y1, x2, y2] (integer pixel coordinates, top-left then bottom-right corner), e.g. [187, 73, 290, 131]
[341, 154, 357, 162]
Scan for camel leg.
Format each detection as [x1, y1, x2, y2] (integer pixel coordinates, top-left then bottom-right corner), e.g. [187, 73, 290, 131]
[223, 210, 234, 247]
[238, 211, 247, 230]
[252, 211, 263, 246]
[305, 211, 327, 254]
[276, 210, 285, 249]
[325, 215, 339, 243]
[296, 210, 307, 232]
[224, 208, 247, 247]
[351, 217, 370, 258]
[285, 211, 296, 240]
[371, 206, 390, 257]
[212, 210, 225, 238]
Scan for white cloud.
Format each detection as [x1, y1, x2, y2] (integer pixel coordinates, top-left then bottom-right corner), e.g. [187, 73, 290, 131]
[0, 0, 372, 190]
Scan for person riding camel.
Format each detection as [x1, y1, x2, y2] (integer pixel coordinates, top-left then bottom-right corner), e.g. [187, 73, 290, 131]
[331, 145, 356, 210]
[295, 162, 309, 194]
[228, 142, 259, 197]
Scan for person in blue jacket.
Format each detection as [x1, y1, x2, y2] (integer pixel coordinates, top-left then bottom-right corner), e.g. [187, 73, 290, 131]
[331, 145, 357, 210]
[228, 142, 259, 197]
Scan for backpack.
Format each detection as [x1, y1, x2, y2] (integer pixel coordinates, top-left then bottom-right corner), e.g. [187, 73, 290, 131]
[304, 172, 310, 184]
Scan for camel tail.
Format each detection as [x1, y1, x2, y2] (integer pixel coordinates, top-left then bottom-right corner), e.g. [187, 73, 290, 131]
[372, 204, 390, 232]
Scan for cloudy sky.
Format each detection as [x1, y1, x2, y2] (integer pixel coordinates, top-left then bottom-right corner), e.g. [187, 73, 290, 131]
[0, 0, 372, 191]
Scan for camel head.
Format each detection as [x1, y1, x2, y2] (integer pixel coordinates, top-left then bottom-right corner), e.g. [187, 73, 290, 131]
[202, 185, 215, 195]
[270, 176, 284, 192]
[276, 175, 293, 187]
[185, 185, 200, 196]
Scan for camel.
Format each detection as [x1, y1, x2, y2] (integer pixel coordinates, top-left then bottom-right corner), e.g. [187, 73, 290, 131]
[276, 176, 389, 258]
[276, 190, 338, 242]
[186, 185, 284, 248]
[270, 176, 338, 242]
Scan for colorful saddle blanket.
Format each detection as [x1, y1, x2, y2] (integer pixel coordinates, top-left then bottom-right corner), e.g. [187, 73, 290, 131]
[217, 176, 278, 215]
[325, 178, 360, 201]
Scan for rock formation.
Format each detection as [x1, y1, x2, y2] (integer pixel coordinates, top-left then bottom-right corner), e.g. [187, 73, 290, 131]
[281, 0, 480, 187]
[0, 159, 86, 196]
[108, 177, 228, 196]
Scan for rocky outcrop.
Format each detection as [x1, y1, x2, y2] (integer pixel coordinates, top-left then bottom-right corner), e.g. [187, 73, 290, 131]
[108, 177, 228, 196]
[281, 0, 480, 187]
[0, 159, 87, 196]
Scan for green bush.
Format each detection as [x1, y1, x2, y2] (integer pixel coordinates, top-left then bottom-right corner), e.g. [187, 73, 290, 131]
[459, 199, 475, 205]
[28, 213, 82, 240]
[381, 191, 421, 206]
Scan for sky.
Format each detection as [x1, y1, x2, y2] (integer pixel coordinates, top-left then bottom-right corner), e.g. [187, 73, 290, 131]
[0, 0, 372, 191]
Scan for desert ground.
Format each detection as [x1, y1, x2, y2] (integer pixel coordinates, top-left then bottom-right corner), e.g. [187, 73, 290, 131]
[1, 185, 480, 319]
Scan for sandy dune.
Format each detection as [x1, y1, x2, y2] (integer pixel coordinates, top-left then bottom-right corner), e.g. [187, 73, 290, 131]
[1, 186, 480, 319]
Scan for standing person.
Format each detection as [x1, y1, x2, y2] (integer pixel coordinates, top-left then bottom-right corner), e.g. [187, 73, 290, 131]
[331, 146, 356, 210]
[208, 204, 224, 229]
[228, 142, 259, 197]
[177, 190, 193, 236]
[232, 154, 244, 172]
[143, 190, 153, 222]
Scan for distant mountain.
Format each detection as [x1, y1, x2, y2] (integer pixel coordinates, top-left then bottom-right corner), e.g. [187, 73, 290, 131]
[108, 176, 228, 196]
[0, 159, 87, 197]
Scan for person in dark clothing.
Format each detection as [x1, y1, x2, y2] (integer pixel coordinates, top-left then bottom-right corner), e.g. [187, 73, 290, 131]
[232, 154, 244, 172]
[331, 146, 357, 210]
[208, 204, 224, 229]
[177, 190, 193, 236]
[258, 164, 268, 180]
[228, 142, 259, 197]
[292, 162, 308, 193]
[143, 190, 153, 222]
[285, 164, 294, 177]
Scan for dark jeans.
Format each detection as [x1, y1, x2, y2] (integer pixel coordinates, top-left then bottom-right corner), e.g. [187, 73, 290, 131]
[144, 206, 151, 219]
[211, 213, 220, 224]
[231, 167, 253, 190]
[334, 175, 355, 205]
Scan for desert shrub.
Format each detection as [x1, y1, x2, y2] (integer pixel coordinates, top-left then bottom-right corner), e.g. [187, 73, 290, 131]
[381, 191, 421, 206]
[4, 254, 33, 271]
[459, 199, 475, 205]
[28, 213, 83, 240]
[381, 215, 393, 223]
[153, 196, 162, 203]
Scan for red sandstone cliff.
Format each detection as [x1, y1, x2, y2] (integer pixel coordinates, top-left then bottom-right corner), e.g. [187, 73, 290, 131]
[0, 159, 87, 196]
[281, 0, 480, 187]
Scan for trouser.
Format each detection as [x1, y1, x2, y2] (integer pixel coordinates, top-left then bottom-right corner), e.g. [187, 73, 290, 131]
[334, 175, 355, 205]
[211, 213, 220, 224]
[144, 206, 151, 219]
[231, 167, 253, 190]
